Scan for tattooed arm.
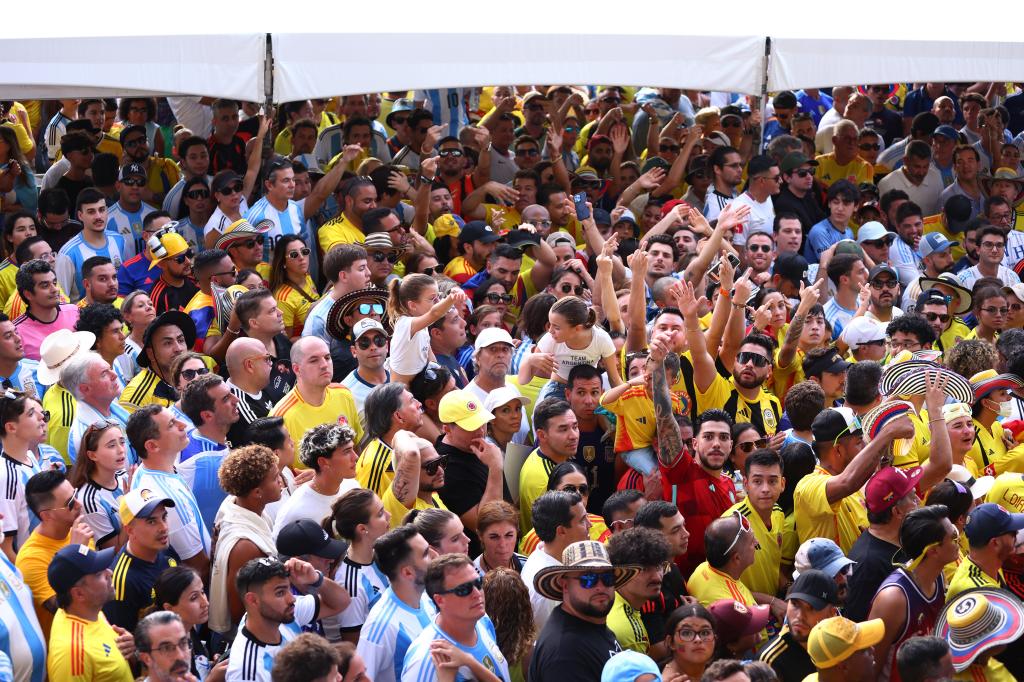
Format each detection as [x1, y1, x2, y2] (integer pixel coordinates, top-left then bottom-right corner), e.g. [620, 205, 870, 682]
[650, 334, 684, 468]
[777, 282, 821, 370]
[391, 430, 422, 508]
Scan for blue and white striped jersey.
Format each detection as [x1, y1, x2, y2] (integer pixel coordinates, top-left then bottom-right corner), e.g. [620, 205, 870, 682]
[0, 451, 42, 552]
[58, 232, 127, 301]
[226, 594, 318, 682]
[358, 587, 436, 682]
[415, 89, 469, 139]
[0, 553, 46, 682]
[401, 615, 509, 682]
[246, 197, 309, 263]
[177, 429, 229, 532]
[105, 201, 155, 260]
[74, 472, 128, 546]
[131, 466, 210, 561]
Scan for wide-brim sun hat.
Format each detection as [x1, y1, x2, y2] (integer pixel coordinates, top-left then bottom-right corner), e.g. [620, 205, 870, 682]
[533, 540, 641, 602]
[214, 218, 272, 251]
[936, 588, 1024, 671]
[880, 354, 975, 405]
[326, 287, 389, 342]
[37, 329, 97, 385]
[969, 370, 1024, 403]
[917, 273, 973, 314]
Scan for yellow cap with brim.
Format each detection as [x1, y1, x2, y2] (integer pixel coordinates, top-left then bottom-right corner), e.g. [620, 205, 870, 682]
[438, 389, 494, 431]
[807, 617, 885, 669]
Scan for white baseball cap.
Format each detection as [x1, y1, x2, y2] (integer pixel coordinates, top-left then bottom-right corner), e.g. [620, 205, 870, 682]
[351, 318, 388, 342]
[474, 327, 515, 351]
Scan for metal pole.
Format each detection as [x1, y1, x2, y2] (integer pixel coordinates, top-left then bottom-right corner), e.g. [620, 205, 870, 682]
[759, 36, 771, 154]
[263, 33, 274, 157]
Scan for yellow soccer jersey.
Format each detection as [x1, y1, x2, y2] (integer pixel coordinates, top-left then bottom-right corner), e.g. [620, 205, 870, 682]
[442, 256, 478, 283]
[118, 367, 176, 415]
[382, 488, 446, 528]
[319, 214, 366, 253]
[686, 561, 756, 608]
[946, 555, 1003, 603]
[793, 466, 868, 554]
[969, 420, 1020, 478]
[601, 385, 684, 453]
[43, 383, 76, 464]
[607, 592, 649, 653]
[356, 438, 394, 499]
[274, 275, 320, 338]
[814, 153, 873, 189]
[518, 449, 558, 532]
[272, 384, 363, 469]
[724, 498, 785, 597]
[47, 609, 134, 682]
[696, 374, 781, 436]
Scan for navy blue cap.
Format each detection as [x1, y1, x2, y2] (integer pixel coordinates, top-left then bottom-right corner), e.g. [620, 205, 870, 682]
[965, 503, 1024, 545]
[47, 544, 117, 594]
[458, 220, 500, 246]
[276, 519, 346, 560]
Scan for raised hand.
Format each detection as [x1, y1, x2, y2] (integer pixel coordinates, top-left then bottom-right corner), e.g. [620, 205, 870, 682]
[676, 280, 705, 319]
[638, 167, 667, 190]
[610, 125, 630, 155]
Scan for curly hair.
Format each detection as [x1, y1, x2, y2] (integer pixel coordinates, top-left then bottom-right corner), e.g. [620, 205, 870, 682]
[483, 567, 535, 667]
[218, 445, 279, 497]
[607, 527, 671, 567]
[945, 339, 997, 380]
[299, 423, 356, 471]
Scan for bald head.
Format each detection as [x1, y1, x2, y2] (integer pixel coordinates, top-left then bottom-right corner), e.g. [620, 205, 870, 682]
[704, 515, 742, 568]
[290, 336, 329, 365]
[226, 337, 268, 375]
[521, 204, 550, 222]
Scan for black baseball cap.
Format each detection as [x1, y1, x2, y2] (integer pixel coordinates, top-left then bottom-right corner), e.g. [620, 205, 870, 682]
[868, 264, 899, 282]
[276, 519, 346, 560]
[943, 194, 973, 232]
[458, 220, 501, 246]
[787, 569, 840, 610]
[48, 544, 117, 594]
[803, 351, 851, 378]
[773, 91, 798, 110]
[917, 288, 952, 310]
[811, 407, 862, 444]
[505, 229, 541, 250]
[774, 252, 809, 285]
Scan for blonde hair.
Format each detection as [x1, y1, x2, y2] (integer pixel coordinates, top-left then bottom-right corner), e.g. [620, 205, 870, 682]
[386, 274, 436, 324]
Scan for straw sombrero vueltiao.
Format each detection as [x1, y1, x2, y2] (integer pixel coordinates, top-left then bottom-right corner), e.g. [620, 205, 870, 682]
[533, 540, 641, 602]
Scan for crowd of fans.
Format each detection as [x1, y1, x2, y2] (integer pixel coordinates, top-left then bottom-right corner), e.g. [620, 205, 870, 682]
[4, 82, 1024, 682]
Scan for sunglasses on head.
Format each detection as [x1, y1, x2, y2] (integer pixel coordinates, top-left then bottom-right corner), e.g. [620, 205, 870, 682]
[219, 182, 244, 196]
[356, 334, 387, 350]
[723, 509, 753, 556]
[421, 454, 449, 475]
[287, 247, 311, 259]
[371, 250, 399, 264]
[737, 351, 771, 368]
[173, 249, 195, 264]
[121, 177, 146, 187]
[181, 367, 210, 381]
[560, 483, 590, 496]
[574, 572, 617, 589]
[738, 438, 769, 453]
[560, 283, 586, 295]
[357, 302, 385, 316]
[436, 575, 483, 597]
[485, 293, 513, 304]
[438, 149, 463, 158]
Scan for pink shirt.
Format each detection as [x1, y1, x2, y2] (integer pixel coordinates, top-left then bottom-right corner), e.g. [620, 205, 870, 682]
[15, 304, 81, 360]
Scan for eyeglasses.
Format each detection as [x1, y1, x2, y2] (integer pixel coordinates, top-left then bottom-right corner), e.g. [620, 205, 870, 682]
[676, 627, 716, 642]
[660, 144, 681, 153]
[560, 283, 586, 295]
[981, 306, 1009, 315]
[515, 148, 540, 158]
[371, 251, 399, 264]
[244, 354, 273, 366]
[737, 438, 769, 453]
[180, 367, 210, 381]
[186, 189, 210, 199]
[869, 279, 899, 290]
[121, 177, 146, 187]
[980, 241, 1006, 250]
[559, 483, 590, 496]
[924, 312, 951, 324]
[287, 247, 311, 259]
[436, 575, 483, 597]
[722, 510, 752, 556]
[747, 244, 772, 253]
[485, 293, 513, 304]
[355, 334, 387, 350]
[438, 149, 464, 158]
[565, 126, 579, 133]
[357, 302, 385, 316]
[793, 168, 815, 178]
[737, 351, 771, 368]
[173, 249, 195, 264]
[129, 106, 149, 114]
[146, 637, 193, 656]
[218, 182, 244, 196]
[859, 143, 882, 151]
[530, 219, 552, 229]
[574, 572, 617, 589]
[422, 454, 449, 476]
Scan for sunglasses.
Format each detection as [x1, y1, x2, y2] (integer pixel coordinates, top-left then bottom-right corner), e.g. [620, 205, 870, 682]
[859, 143, 882, 151]
[421, 266, 439, 276]
[565, 126, 579, 133]
[863, 238, 892, 248]
[357, 302, 385, 316]
[737, 351, 771, 368]
[747, 244, 772, 253]
[737, 438, 769, 453]
[560, 283, 586, 296]
[861, 339, 887, 347]
[421, 454, 449, 476]
[356, 334, 387, 350]
[660, 144, 681, 153]
[371, 251, 399, 264]
[485, 293, 513, 304]
[436, 575, 483, 597]
[981, 306, 1009, 315]
[869, 279, 899, 290]
[560, 483, 590, 496]
[232, 237, 264, 250]
[181, 367, 210, 381]
[41, 492, 77, 513]
[515, 148, 540, 157]
[722, 510, 753, 556]
[186, 189, 210, 199]
[793, 168, 816, 178]
[287, 247, 311, 259]
[218, 182, 244, 196]
[438, 149, 464, 158]
[530, 219, 552, 229]
[924, 312, 951, 324]
[121, 177, 146, 187]
[173, 249, 195, 264]
[213, 267, 238, 278]
[574, 572, 617, 589]
[390, 116, 409, 126]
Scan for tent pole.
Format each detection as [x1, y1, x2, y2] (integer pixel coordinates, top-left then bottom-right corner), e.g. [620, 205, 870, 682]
[263, 33, 274, 156]
[759, 36, 771, 154]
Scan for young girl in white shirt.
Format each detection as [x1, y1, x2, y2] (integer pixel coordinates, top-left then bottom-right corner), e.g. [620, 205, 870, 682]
[520, 295, 622, 402]
[387, 274, 467, 384]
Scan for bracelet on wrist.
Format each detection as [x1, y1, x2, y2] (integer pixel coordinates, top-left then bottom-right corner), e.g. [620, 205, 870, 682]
[731, 302, 746, 309]
[310, 570, 325, 589]
[419, 175, 435, 185]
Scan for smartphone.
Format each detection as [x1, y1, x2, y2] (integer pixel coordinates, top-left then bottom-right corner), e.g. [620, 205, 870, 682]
[708, 253, 741, 284]
[573, 192, 591, 221]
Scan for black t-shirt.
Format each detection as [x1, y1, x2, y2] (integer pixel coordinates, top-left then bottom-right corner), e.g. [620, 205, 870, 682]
[226, 381, 274, 445]
[868, 108, 904, 146]
[757, 627, 815, 682]
[150, 277, 200, 315]
[265, 334, 295, 405]
[772, 186, 826, 238]
[529, 606, 621, 682]
[436, 440, 512, 517]
[40, 220, 83, 254]
[573, 425, 616, 515]
[207, 135, 247, 175]
[56, 175, 95, 209]
[845, 529, 907, 622]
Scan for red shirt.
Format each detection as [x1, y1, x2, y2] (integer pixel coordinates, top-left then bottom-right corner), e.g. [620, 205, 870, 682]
[660, 450, 737, 576]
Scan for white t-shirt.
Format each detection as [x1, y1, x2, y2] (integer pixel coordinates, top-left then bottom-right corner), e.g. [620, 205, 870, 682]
[271, 478, 360, 538]
[521, 549, 561, 633]
[536, 326, 616, 381]
[958, 264, 1022, 289]
[389, 315, 432, 376]
[727, 192, 776, 247]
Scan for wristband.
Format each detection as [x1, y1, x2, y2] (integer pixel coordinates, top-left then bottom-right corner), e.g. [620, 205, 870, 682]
[731, 302, 746, 310]
[720, 288, 730, 301]
[310, 570, 325, 589]
[419, 175, 435, 185]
